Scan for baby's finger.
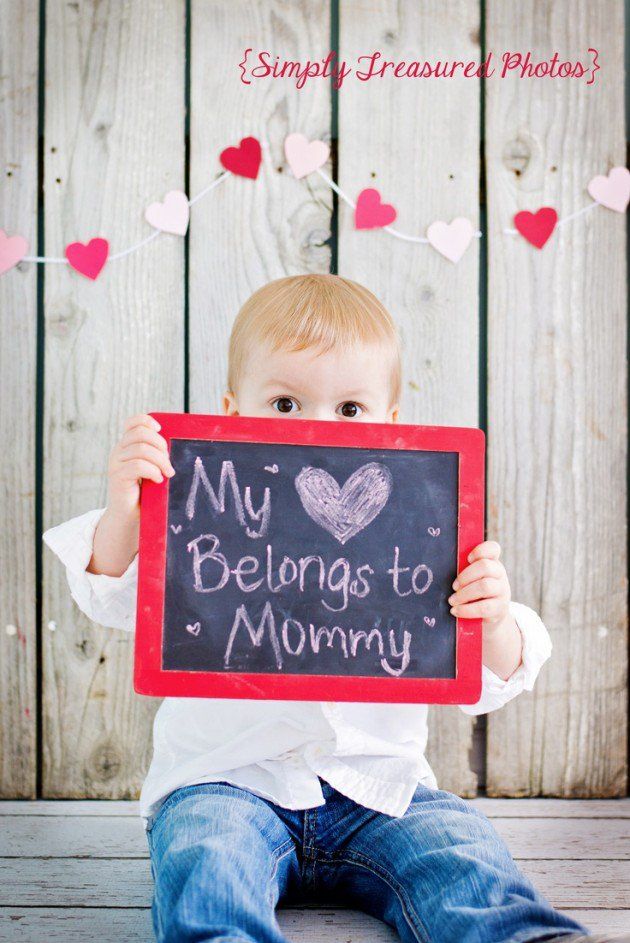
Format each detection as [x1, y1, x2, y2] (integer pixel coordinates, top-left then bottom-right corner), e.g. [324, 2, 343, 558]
[467, 540, 501, 563]
[119, 443, 175, 477]
[123, 413, 161, 434]
[448, 577, 502, 607]
[115, 457, 166, 484]
[450, 597, 504, 620]
[120, 425, 169, 454]
[453, 557, 503, 590]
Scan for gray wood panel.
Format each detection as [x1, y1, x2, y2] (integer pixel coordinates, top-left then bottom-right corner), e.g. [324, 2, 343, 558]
[1, 800, 628, 941]
[3, 797, 628, 817]
[41, 0, 186, 796]
[0, 0, 39, 798]
[337, 0, 482, 799]
[485, 0, 627, 796]
[1, 856, 628, 909]
[188, 0, 332, 415]
[0, 907, 626, 941]
[3, 810, 627, 859]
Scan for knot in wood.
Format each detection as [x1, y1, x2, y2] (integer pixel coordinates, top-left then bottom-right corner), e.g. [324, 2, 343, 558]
[502, 136, 532, 175]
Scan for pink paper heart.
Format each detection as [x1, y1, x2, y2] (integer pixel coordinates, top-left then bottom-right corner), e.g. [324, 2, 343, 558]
[513, 208, 558, 249]
[355, 188, 397, 230]
[284, 133, 330, 179]
[0, 230, 28, 275]
[587, 166, 630, 213]
[426, 217, 474, 263]
[65, 238, 109, 280]
[219, 136, 262, 179]
[145, 190, 190, 235]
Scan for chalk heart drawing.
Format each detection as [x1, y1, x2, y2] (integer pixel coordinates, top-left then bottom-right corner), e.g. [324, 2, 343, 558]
[186, 622, 201, 637]
[264, 464, 279, 474]
[295, 462, 393, 545]
[424, 617, 436, 628]
[427, 526, 440, 537]
[170, 524, 182, 534]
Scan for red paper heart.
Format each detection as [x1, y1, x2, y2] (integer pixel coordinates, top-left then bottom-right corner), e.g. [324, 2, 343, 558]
[514, 207, 558, 249]
[219, 136, 262, 179]
[355, 188, 397, 230]
[65, 238, 109, 280]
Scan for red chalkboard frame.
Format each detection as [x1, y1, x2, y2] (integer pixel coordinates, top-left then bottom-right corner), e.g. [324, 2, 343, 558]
[134, 413, 485, 704]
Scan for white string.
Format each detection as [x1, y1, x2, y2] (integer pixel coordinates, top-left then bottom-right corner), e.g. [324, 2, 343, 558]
[503, 200, 598, 235]
[15, 158, 606, 266]
[22, 170, 233, 265]
[188, 170, 232, 206]
[316, 168, 483, 242]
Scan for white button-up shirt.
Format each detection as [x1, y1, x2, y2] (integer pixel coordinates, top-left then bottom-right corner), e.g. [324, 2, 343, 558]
[43, 508, 552, 826]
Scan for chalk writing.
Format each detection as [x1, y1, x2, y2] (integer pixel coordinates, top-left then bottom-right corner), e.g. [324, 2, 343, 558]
[186, 456, 271, 538]
[162, 439, 458, 680]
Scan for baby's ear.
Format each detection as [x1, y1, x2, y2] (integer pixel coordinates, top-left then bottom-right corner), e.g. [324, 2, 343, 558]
[223, 391, 239, 416]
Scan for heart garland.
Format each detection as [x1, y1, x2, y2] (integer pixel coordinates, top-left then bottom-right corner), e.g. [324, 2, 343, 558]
[1, 133, 627, 279]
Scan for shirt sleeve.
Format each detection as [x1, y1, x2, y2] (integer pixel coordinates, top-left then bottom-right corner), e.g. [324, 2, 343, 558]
[458, 599, 552, 715]
[42, 508, 138, 632]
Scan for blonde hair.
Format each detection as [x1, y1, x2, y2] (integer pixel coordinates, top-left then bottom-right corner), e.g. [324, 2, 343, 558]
[227, 274, 401, 403]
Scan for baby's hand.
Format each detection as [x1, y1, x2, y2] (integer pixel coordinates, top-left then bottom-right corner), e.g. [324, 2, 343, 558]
[447, 540, 511, 630]
[107, 414, 175, 518]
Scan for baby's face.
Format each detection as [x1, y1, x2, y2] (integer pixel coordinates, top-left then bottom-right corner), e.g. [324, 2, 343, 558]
[224, 341, 398, 423]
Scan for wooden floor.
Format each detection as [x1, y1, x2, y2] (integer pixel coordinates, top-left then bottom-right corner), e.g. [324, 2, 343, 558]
[0, 799, 628, 941]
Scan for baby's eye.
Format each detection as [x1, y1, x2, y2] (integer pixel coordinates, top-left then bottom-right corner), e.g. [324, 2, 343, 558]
[336, 401, 363, 419]
[271, 396, 300, 414]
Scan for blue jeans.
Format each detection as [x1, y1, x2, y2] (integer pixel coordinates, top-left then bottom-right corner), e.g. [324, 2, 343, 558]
[145, 777, 588, 943]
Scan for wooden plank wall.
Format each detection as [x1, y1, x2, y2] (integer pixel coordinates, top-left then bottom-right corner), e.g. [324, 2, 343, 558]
[0, 0, 627, 799]
[485, 0, 628, 796]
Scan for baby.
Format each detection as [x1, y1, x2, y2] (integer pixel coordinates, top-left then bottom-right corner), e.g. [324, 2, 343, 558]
[44, 274, 593, 943]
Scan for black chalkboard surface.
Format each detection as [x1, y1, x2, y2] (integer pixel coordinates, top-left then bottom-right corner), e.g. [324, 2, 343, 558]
[135, 414, 485, 703]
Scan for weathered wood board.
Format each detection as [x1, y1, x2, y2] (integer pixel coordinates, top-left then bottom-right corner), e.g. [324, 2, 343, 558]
[485, 0, 628, 796]
[0, 800, 628, 941]
[0, 0, 39, 798]
[337, 0, 482, 796]
[188, 0, 332, 415]
[41, 0, 186, 796]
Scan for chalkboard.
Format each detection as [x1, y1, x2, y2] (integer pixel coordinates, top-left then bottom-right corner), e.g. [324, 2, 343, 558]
[135, 414, 485, 704]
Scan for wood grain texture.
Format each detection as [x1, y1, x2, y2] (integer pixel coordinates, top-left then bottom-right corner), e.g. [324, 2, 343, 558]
[0, 0, 39, 798]
[41, 0, 186, 796]
[4, 796, 628, 816]
[188, 0, 332, 414]
[337, 0, 481, 797]
[1, 855, 628, 908]
[1, 800, 628, 941]
[6, 807, 627, 859]
[485, 1, 628, 796]
[1, 909, 628, 943]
